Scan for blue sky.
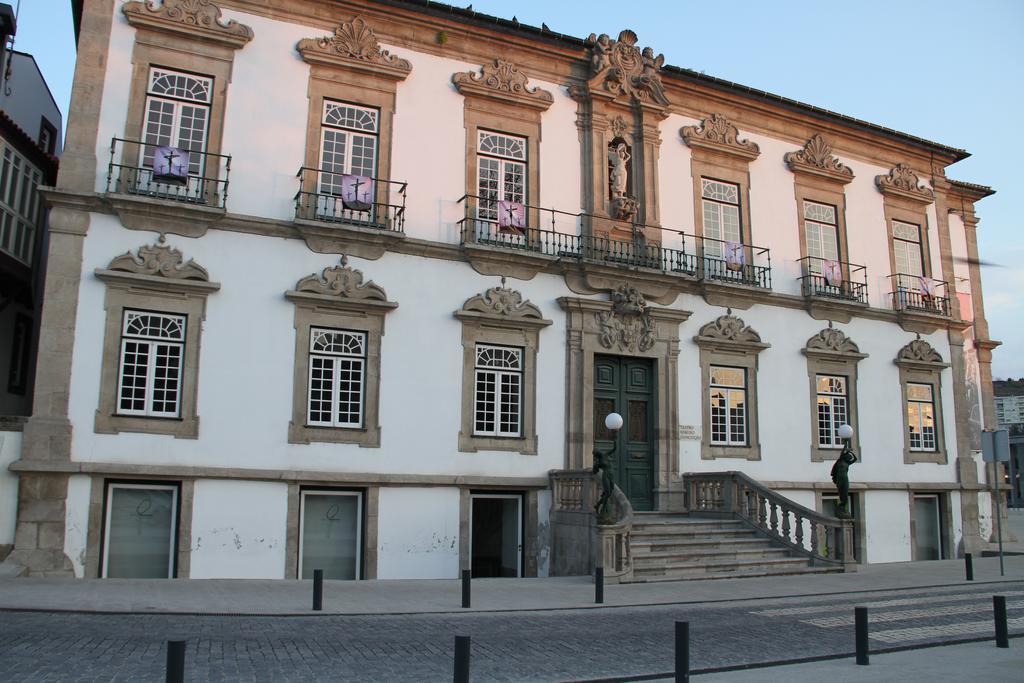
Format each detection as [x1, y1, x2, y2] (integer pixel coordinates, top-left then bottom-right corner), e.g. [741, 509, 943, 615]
[11, 0, 1024, 379]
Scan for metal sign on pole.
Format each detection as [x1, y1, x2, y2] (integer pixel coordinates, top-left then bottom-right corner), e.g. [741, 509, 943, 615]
[981, 429, 1010, 577]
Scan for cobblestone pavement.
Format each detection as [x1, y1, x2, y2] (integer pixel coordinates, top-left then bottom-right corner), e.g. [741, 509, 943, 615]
[1, 581, 1021, 682]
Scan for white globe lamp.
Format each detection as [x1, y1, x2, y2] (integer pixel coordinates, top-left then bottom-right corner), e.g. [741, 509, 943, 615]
[604, 412, 624, 432]
[837, 424, 854, 440]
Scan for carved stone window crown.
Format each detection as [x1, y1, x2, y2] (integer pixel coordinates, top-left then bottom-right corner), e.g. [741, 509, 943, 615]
[452, 60, 553, 111]
[297, 16, 412, 80]
[681, 114, 760, 161]
[694, 314, 769, 353]
[876, 163, 934, 203]
[785, 134, 854, 184]
[122, 0, 254, 49]
[286, 256, 397, 314]
[455, 285, 551, 329]
[895, 338, 949, 369]
[802, 327, 867, 361]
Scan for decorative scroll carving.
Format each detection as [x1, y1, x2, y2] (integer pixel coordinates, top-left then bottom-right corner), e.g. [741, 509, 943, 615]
[294, 256, 388, 301]
[695, 314, 764, 345]
[107, 235, 209, 281]
[785, 134, 853, 183]
[452, 60, 553, 110]
[681, 114, 760, 161]
[875, 163, 934, 203]
[804, 327, 866, 359]
[596, 285, 656, 352]
[896, 338, 945, 365]
[297, 16, 412, 79]
[460, 285, 546, 321]
[610, 115, 629, 138]
[122, 0, 253, 48]
[580, 30, 669, 106]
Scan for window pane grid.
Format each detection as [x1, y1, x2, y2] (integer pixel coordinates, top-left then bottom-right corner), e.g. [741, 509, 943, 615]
[323, 102, 379, 133]
[701, 179, 741, 259]
[117, 311, 185, 418]
[148, 69, 212, 103]
[307, 328, 366, 429]
[816, 374, 848, 448]
[319, 104, 379, 194]
[478, 131, 526, 160]
[474, 344, 523, 437]
[907, 382, 936, 451]
[709, 366, 746, 446]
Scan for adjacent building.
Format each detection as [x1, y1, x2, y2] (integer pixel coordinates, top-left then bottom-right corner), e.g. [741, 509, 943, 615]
[4, 0, 1003, 579]
[994, 380, 1024, 508]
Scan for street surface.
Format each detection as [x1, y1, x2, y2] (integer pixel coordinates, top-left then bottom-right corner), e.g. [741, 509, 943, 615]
[1, 580, 1020, 681]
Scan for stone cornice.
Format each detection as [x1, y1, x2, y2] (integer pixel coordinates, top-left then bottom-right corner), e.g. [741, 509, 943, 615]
[452, 60, 553, 111]
[122, 0, 253, 49]
[681, 114, 761, 162]
[876, 163, 935, 204]
[297, 16, 412, 81]
[785, 134, 854, 184]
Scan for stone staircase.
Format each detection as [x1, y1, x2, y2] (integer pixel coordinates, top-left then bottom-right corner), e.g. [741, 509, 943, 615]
[626, 513, 844, 582]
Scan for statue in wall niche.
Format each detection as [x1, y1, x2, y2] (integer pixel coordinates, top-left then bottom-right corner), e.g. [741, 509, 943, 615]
[608, 141, 630, 198]
[830, 431, 858, 519]
[592, 443, 617, 525]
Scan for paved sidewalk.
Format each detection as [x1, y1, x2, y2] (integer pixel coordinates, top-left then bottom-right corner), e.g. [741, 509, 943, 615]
[0, 554, 1021, 616]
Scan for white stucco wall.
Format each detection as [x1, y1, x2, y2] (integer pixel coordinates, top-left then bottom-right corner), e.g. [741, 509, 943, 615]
[63, 475, 91, 577]
[189, 479, 288, 578]
[375, 487, 460, 579]
[0, 430, 22, 546]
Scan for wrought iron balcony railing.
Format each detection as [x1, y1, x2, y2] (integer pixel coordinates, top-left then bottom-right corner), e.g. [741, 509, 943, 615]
[457, 194, 582, 256]
[797, 256, 868, 304]
[295, 168, 406, 233]
[701, 236, 772, 289]
[106, 137, 230, 208]
[889, 273, 950, 316]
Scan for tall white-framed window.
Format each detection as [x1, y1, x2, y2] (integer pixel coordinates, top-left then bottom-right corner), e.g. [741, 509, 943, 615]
[893, 220, 924, 289]
[307, 327, 366, 429]
[117, 310, 185, 418]
[299, 489, 363, 580]
[142, 67, 212, 177]
[0, 144, 42, 264]
[701, 178, 741, 259]
[907, 382, 937, 451]
[102, 482, 179, 579]
[709, 365, 747, 446]
[804, 201, 839, 272]
[318, 101, 379, 193]
[477, 130, 526, 223]
[474, 344, 522, 437]
[816, 374, 848, 448]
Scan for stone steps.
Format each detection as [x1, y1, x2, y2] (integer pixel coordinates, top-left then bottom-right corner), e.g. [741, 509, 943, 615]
[623, 513, 838, 583]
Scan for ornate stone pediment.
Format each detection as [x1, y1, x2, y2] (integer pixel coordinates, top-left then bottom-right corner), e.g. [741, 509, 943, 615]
[681, 114, 760, 161]
[785, 134, 853, 184]
[122, 0, 253, 49]
[597, 285, 655, 352]
[803, 327, 867, 360]
[577, 30, 670, 106]
[875, 163, 934, 203]
[294, 256, 388, 301]
[297, 16, 412, 80]
[895, 338, 947, 367]
[452, 60, 553, 111]
[106, 235, 209, 281]
[456, 283, 552, 330]
[694, 313, 769, 353]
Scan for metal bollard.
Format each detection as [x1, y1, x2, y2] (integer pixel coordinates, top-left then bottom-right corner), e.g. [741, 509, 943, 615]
[312, 569, 323, 611]
[595, 566, 604, 604]
[453, 635, 471, 683]
[461, 569, 471, 609]
[965, 553, 974, 581]
[994, 595, 1009, 648]
[674, 621, 690, 683]
[855, 606, 869, 665]
[165, 640, 185, 683]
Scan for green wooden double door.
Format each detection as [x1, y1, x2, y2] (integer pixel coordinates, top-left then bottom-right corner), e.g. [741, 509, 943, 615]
[594, 355, 655, 511]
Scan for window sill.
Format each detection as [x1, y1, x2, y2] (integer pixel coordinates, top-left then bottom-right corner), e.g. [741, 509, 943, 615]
[458, 431, 537, 455]
[95, 412, 198, 439]
[702, 443, 760, 461]
[288, 421, 380, 448]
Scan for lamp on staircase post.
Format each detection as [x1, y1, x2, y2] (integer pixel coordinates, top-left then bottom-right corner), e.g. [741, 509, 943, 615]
[594, 413, 623, 523]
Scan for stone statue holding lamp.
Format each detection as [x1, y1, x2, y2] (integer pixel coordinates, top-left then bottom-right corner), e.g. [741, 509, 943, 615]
[830, 423, 857, 519]
[593, 412, 624, 524]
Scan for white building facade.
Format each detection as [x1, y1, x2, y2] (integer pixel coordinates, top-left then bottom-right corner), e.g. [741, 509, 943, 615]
[5, 0, 1002, 578]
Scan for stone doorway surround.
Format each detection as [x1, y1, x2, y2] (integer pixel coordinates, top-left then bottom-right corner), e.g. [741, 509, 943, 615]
[558, 286, 691, 511]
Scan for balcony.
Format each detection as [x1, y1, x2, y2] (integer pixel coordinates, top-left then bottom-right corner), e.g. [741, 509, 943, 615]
[294, 167, 406, 233]
[798, 256, 868, 304]
[106, 137, 230, 207]
[701, 236, 772, 289]
[889, 274, 950, 316]
[105, 137, 231, 237]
